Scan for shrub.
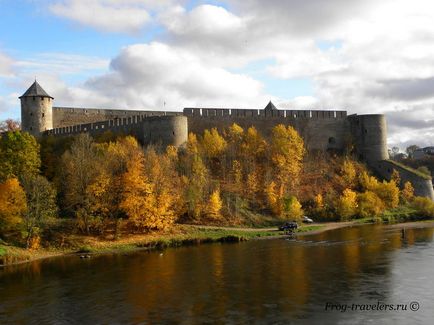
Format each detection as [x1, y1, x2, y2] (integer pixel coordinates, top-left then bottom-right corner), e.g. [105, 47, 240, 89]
[357, 191, 385, 218]
[412, 197, 434, 218]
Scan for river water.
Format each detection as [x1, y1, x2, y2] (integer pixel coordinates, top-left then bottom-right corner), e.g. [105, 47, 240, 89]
[1, 224, 434, 324]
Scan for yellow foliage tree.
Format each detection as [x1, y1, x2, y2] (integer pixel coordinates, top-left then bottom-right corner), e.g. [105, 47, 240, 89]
[187, 133, 199, 156]
[357, 191, 385, 218]
[376, 180, 400, 209]
[270, 124, 305, 196]
[401, 181, 414, 202]
[391, 169, 401, 185]
[282, 196, 304, 220]
[337, 188, 358, 220]
[186, 156, 209, 219]
[227, 124, 244, 147]
[412, 197, 434, 218]
[314, 193, 324, 210]
[120, 152, 175, 231]
[359, 171, 380, 191]
[241, 126, 266, 160]
[0, 178, 27, 235]
[341, 159, 356, 187]
[246, 170, 260, 200]
[265, 181, 280, 215]
[202, 128, 227, 159]
[206, 189, 223, 220]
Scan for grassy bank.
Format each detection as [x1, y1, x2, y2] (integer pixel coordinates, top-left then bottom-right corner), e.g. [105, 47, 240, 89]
[0, 224, 325, 267]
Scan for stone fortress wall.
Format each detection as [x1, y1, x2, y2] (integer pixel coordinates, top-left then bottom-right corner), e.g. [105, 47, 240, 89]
[183, 107, 350, 152]
[48, 109, 187, 148]
[52, 106, 182, 128]
[20, 81, 434, 200]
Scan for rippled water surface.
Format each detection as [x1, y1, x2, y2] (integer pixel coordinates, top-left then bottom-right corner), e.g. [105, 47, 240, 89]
[1, 224, 434, 324]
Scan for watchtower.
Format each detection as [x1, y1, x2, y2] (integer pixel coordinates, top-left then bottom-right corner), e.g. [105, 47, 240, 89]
[19, 81, 53, 136]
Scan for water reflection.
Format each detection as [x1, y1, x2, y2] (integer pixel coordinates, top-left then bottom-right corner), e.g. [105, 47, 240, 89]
[1, 225, 434, 324]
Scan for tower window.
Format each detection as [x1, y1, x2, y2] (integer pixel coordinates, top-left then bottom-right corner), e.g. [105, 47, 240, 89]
[30, 113, 33, 116]
[42, 113, 45, 117]
[33, 96, 35, 101]
[328, 137, 336, 144]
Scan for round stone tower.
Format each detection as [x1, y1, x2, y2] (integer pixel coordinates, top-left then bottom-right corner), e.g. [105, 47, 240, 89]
[19, 81, 53, 136]
[349, 114, 388, 164]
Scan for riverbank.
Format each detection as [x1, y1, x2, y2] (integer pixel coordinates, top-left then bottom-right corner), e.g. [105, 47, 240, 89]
[0, 223, 330, 267]
[1, 220, 433, 267]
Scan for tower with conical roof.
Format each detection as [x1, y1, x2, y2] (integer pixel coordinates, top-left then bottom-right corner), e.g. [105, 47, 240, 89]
[19, 81, 54, 136]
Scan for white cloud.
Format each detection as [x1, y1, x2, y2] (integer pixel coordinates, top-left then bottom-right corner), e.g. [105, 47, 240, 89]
[23, 0, 434, 148]
[49, 0, 165, 33]
[80, 42, 267, 110]
[15, 53, 109, 75]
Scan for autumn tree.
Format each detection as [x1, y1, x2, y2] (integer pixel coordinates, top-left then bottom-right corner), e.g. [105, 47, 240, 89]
[357, 191, 385, 218]
[282, 196, 303, 221]
[265, 181, 280, 215]
[336, 189, 358, 220]
[241, 126, 266, 167]
[0, 178, 27, 238]
[20, 174, 57, 248]
[226, 123, 244, 158]
[60, 134, 102, 232]
[412, 197, 434, 218]
[376, 180, 400, 209]
[401, 181, 414, 203]
[201, 128, 227, 159]
[119, 153, 156, 230]
[186, 156, 209, 220]
[270, 124, 305, 196]
[340, 159, 357, 187]
[206, 189, 223, 220]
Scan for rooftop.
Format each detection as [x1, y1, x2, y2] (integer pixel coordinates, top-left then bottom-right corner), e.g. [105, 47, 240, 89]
[19, 81, 53, 99]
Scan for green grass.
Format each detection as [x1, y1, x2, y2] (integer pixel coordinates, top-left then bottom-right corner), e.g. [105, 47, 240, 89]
[386, 160, 432, 180]
[296, 225, 325, 233]
[0, 246, 7, 256]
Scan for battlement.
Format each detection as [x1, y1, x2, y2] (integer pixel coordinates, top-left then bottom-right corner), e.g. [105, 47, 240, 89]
[45, 114, 188, 148]
[183, 107, 347, 119]
[53, 106, 180, 117]
[52, 106, 182, 128]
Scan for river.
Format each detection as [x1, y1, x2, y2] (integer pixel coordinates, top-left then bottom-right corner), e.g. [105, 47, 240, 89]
[1, 224, 434, 324]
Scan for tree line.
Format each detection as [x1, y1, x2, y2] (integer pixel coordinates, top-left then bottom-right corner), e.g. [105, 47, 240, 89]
[1, 122, 434, 249]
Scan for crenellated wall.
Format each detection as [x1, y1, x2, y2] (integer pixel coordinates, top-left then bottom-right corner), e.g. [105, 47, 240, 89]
[183, 107, 349, 151]
[45, 114, 188, 148]
[52, 106, 182, 128]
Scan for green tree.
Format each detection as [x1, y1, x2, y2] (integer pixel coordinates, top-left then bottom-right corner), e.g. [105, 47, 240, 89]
[60, 134, 101, 233]
[0, 131, 40, 181]
[282, 196, 303, 220]
[20, 174, 57, 248]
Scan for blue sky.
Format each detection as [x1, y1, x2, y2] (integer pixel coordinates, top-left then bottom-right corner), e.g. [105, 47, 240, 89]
[1, 0, 434, 148]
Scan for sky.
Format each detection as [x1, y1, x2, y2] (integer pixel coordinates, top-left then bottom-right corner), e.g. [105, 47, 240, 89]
[1, 0, 434, 150]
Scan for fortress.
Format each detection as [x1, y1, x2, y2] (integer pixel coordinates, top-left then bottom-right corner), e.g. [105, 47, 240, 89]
[19, 81, 434, 199]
